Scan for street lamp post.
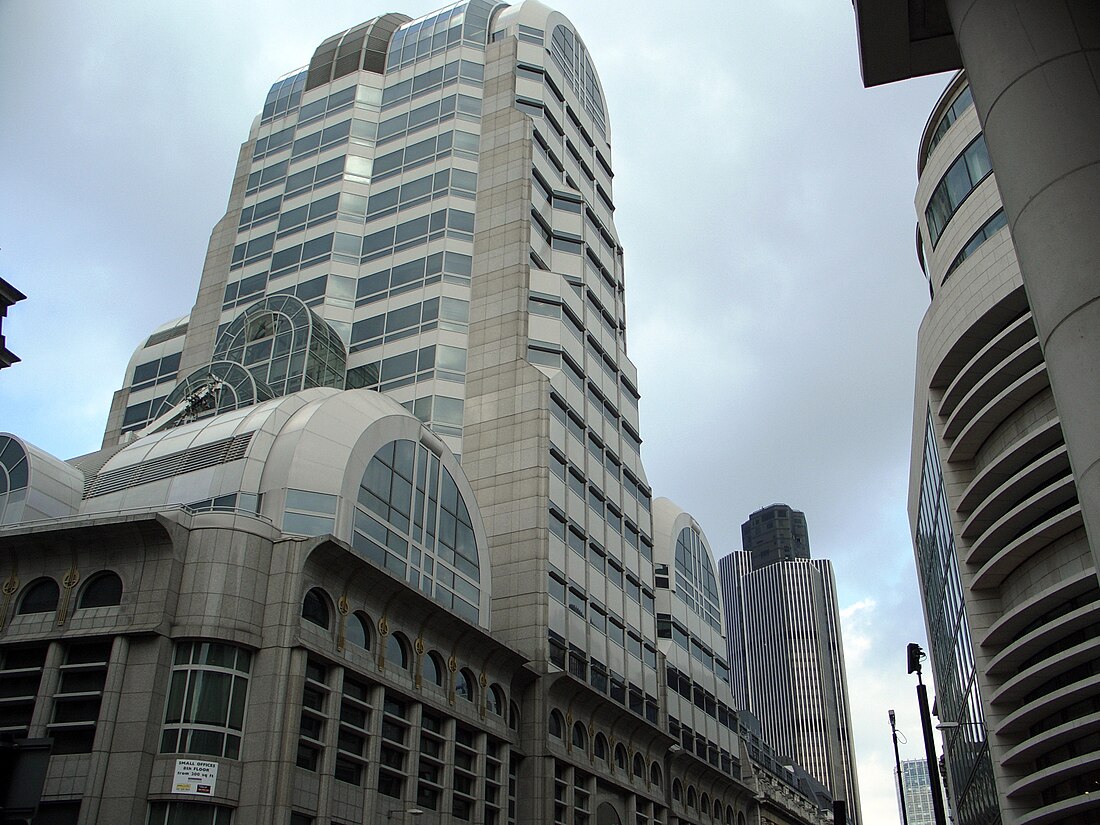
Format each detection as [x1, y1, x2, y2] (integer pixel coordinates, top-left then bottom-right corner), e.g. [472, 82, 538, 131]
[907, 643, 948, 825]
[889, 709, 908, 825]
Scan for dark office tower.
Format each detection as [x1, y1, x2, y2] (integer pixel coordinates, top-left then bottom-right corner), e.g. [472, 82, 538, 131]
[720, 508, 862, 825]
[741, 504, 810, 569]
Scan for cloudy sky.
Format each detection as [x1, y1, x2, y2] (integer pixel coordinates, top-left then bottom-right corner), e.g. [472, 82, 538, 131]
[0, 1, 952, 820]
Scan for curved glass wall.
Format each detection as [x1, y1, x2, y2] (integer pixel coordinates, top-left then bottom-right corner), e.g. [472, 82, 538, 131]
[0, 436, 29, 525]
[916, 411, 1000, 825]
[925, 136, 992, 248]
[157, 361, 277, 424]
[549, 24, 606, 136]
[354, 438, 481, 622]
[213, 294, 346, 398]
[674, 527, 721, 632]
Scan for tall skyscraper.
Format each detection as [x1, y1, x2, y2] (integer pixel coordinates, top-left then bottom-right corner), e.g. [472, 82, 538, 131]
[897, 758, 945, 825]
[0, 3, 833, 824]
[852, 8, 1100, 824]
[720, 506, 862, 825]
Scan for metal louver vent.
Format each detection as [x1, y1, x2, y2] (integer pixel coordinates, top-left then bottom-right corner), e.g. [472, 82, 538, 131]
[83, 432, 253, 499]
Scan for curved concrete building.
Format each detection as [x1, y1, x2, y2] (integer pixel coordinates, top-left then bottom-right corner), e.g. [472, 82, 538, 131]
[910, 71, 1100, 825]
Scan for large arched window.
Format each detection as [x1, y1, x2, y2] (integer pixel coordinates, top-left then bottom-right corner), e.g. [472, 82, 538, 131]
[687, 786, 697, 809]
[345, 611, 372, 650]
[423, 651, 445, 686]
[354, 439, 482, 622]
[386, 632, 409, 670]
[509, 701, 520, 731]
[549, 709, 564, 739]
[455, 668, 477, 703]
[212, 294, 346, 398]
[0, 435, 29, 526]
[701, 793, 711, 817]
[594, 733, 609, 764]
[672, 779, 683, 802]
[486, 684, 504, 716]
[301, 588, 330, 629]
[632, 753, 645, 779]
[78, 571, 123, 608]
[650, 762, 662, 788]
[713, 798, 722, 819]
[18, 578, 59, 615]
[674, 526, 722, 632]
[614, 743, 627, 771]
[572, 721, 587, 751]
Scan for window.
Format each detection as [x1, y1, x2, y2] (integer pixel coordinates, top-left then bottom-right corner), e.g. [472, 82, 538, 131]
[423, 651, 445, 687]
[594, 733, 608, 764]
[345, 611, 372, 651]
[17, 578, 59, 614]
[549, 709, 564, 739]
[147, 802, 233, 825]
[0, 645, 47, 738]
[633, 753, 645, 779]
[302, 588, 330, 629]
[336, 675, 371, 786]
[926, 135, 992, 247]
[386, 632, 410, 670]
[614, 743, 628, 771]
[77, 572, 123, 608]
[297, 659, 328, 770]
[486, 683, 504, 716]
[572, 721, 587, 751]
[162, 642, 251, 760]
[51, 640, 112, 754]
[455, 668, 477, 703]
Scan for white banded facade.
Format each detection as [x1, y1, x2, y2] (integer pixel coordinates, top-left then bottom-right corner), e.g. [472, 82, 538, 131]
[724, 552, 861, 825]
[911, 70, 1100, 825]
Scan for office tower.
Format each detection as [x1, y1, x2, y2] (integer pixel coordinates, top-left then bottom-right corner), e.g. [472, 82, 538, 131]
[897, 759, 945, 825]
[720, 507, 862, 825]
[900, 66, 1100, 825]
[741, 504, 809, 569]
[0, 3, 833, 824]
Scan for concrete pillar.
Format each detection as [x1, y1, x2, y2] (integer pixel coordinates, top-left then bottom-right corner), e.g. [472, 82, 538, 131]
[945, 0, 1100, 571]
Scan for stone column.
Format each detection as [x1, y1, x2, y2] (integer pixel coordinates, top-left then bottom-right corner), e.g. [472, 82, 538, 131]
[945, 0, 1100, 570]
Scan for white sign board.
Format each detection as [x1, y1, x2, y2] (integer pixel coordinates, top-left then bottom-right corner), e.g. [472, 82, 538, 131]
[173, 759, 218, 796]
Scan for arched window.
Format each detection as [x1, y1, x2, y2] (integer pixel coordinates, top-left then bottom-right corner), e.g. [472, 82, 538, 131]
[650, 762, 662, 788]
[549, 709, 564, 739]
[633, 753, 645, 779]
[455, 668, 477, 702]
[345, 611, 372, 650]
[509, 701, 520, 730]
[687, 786, 697, 809]
[713, 799, 722, 819]
[572, 721, 587, 751]
[614, 743, 627, 771]
[18, 578, 59, 615]
[423, 651, 444, 686]
[701, 793, 710, 816]
[387, 633, 409, 669]
[486, 684, 505, 716]
[672, 779, 683, 802]
[78, 571, 123, 608]
[594, 733, 609, 763]
[301, 588, 330, 629]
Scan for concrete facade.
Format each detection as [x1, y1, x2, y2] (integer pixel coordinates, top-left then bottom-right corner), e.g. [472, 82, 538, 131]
[909, 71, 1100, 825]
[0, 3, 837, 825]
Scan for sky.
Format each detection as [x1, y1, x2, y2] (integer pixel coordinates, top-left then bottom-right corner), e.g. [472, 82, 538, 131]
[0, 1, 953, 821]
